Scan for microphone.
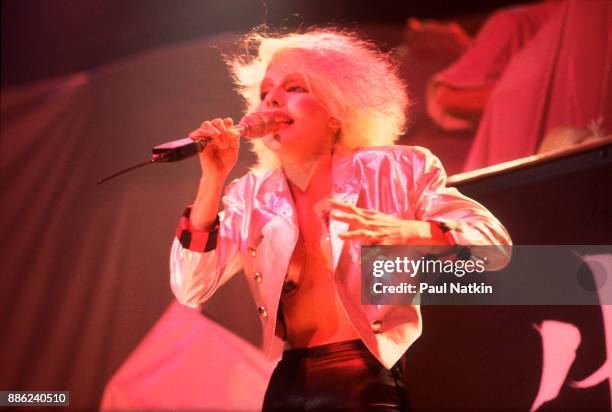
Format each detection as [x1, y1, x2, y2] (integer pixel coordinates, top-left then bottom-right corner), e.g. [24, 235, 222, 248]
[97, 111, 291, 185]
[151, 111, 291, 163]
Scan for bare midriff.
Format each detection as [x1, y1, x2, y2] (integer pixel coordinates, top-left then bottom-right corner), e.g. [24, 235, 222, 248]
[280, 156, 361, 348]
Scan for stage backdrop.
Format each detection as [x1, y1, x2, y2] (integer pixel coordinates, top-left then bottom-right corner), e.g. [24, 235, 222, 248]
[0, 32, 264, 410]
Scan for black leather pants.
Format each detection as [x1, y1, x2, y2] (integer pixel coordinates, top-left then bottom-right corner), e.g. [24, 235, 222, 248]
[262, 339, 409, 411]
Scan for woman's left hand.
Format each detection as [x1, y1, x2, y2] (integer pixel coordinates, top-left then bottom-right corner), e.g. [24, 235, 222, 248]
[329, 199, 450, 245]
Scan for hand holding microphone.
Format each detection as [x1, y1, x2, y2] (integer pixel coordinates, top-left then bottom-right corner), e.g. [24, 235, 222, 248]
[187, 117, 241, 179]
[151, 111, 291, 178]
[191, 111, 292, 178]
[98, 111, 290, 185]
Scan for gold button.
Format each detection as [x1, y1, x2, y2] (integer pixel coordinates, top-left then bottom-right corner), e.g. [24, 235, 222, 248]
[248, 247, 256, 257]
[257, 306, 268, 318]
[371, 320, 383, 331]
[253, 272, 262, 283]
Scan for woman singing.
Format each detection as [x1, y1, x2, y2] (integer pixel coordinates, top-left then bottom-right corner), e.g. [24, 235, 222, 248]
[169, 28, 511, 411]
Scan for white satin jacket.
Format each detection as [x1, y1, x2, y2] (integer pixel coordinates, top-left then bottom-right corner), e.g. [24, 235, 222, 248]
[169, 145, 512, 368]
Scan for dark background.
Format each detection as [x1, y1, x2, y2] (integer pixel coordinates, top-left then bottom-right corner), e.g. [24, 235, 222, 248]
[2, 0, 531, 88]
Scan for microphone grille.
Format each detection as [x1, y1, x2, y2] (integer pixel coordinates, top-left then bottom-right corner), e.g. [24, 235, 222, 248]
[240, 111, 289, 138]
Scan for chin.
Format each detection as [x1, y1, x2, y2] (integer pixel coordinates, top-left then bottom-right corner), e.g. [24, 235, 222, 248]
[269, 128, 297, 144]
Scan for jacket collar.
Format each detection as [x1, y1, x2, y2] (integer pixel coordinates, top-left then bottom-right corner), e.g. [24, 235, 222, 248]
[258, 147, 361, 273]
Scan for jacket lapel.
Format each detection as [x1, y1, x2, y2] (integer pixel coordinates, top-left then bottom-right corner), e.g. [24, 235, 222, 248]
[255, 168, 299, 271]
[330, 149, 361, 272]
[256, 151, 362, 276]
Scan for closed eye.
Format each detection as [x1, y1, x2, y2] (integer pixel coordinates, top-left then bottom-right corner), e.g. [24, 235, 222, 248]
[287, 85, 307, 92]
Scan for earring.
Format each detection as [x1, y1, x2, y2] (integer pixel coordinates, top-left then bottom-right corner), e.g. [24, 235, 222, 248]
[333, 128, 342, 144]
[328, 117, 341, 130]
[329, 117, 342, 144]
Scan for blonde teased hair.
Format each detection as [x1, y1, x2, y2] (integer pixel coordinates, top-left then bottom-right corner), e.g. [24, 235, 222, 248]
[227, 28, 409, 171]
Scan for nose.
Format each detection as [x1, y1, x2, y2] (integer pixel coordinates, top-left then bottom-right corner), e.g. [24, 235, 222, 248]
[264, 86, 283, 108]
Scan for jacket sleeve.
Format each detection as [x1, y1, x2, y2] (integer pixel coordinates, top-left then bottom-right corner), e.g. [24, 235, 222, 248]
[169, 178, 245, 307]
[407, 147, 512, 270]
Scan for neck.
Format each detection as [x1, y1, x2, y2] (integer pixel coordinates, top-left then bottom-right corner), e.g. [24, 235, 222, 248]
[281, 149, 333, 193]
